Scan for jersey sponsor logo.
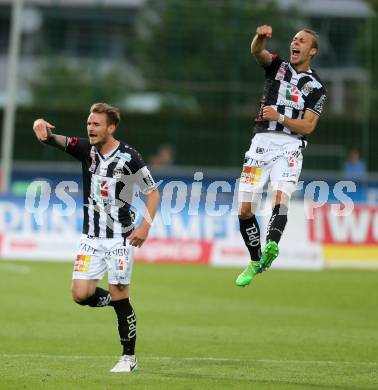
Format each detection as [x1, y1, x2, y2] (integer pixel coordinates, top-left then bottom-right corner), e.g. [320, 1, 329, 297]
[74, 254, 91, 272]
[281, 172, 298, 178]
[99, 179, 109, 198]
[126, 313, 137, 339]
[97, 295, 111, 307]
[113, 168, 123, 179]
[278, 99, 303, 110]
[281, 154, 301, 179]
[115, 258, 126, 271]
[80, 242, 97, 254]
[285, 85, 300, 103]
[284, 149, 301, 159]
[284, 150, 301, 170]
[143, 174, 155, 189]
[91, 175, 117, 205]
[314, 94, 326, 113]
[240, 166, 262, 185]
[244, 157, 265, 167]
[246, 225, 260, 248]
[141, 167, 156, 190]
[301, 82, 314, 96]
[118, 153, 132, 162]
[275, 62, 288, 81]
[106, 248, 129, 257]
[278, 83, 304, 110]
[288, 156, 296, 168]
[68, 137, 78, 147]
[89, 149, 97, 173]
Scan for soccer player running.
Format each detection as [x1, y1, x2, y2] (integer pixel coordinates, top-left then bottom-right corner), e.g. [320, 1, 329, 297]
[32, 103, 160, 372]
[236, 25, 326, 286]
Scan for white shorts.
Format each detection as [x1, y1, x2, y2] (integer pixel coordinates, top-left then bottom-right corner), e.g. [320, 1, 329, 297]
[238, 132, 304, 202]
[72, 234, 134, 285]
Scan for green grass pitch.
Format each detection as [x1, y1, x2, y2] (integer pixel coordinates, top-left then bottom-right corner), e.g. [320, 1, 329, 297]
[0, 260, 377, 390]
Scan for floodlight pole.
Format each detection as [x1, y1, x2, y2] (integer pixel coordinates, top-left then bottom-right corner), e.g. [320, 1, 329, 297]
[363, 15, 372, 172]
[0, 0, 23, 194]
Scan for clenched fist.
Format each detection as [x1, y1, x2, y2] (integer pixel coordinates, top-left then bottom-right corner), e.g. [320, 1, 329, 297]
[256, 25, 272, 39]
[262, 106, 280, 122]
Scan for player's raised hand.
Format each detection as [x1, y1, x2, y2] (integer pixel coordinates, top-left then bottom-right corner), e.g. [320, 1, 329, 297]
[251, 25, 274, 64]
[33, 118, 55, 142]
[256, 25, 272, 39]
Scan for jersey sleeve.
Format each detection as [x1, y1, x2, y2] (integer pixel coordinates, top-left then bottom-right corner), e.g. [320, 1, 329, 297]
[263, 54, 283, 77]
[64, 137, 90, 161]
[127, 148, 157, 194]
[305, 87, 327, 116]
[134, 166, 157, 194]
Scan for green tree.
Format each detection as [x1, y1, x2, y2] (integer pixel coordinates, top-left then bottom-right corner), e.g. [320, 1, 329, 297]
[366, 0, 378, 11]
[28, 60, 129, 109]
[132, 0, 299, 112]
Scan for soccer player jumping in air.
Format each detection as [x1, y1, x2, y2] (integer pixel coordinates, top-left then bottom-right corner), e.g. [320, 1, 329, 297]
[33, 103, 160, 371]
[236, 25, 326, 286]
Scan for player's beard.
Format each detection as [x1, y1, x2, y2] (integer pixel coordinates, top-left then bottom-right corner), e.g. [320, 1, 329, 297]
[89, 134, 106, 147]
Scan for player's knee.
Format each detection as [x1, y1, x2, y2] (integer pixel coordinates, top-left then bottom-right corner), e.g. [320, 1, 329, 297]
[272, 182, 297, 204]
[110, 284, 129, 301]
[72, 293, 85, 305]
[238, 203, 254, 219]
[71, 280, 97, 305]
[114, 284, 127, 292]
[239, 210, 253, 219]
[71, 289, 89, 305]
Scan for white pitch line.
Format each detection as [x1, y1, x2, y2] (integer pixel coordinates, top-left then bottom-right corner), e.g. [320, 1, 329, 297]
[0, 263, 31, 274]
[0, 354, 377, 366]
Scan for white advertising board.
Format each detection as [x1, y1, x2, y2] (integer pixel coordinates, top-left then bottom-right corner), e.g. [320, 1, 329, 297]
[0, 196, 323, 269]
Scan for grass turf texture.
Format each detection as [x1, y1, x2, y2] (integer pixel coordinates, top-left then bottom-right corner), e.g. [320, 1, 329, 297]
[0, 261, 377, 390]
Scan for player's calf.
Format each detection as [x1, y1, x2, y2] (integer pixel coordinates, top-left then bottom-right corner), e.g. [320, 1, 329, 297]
[112, 297, 137, 356]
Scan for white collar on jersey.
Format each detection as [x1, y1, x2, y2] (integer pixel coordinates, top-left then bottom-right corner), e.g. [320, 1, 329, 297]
[97, 144, 120, 161]
[288, 61, 312, 75]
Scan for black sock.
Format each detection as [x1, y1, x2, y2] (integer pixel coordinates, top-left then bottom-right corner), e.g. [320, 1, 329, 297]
[266, 204, 288, 244]
[239, 216, 261, 260]
[113, 298, 136, 356]
[78, 287, 112, 307]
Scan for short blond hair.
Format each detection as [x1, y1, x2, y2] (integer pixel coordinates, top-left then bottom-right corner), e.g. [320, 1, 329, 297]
[90, 103, 121, 127]
[301, 29, 319, 50]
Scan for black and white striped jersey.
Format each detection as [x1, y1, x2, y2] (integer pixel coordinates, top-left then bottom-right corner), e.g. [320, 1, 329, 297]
[65, 137, 156, 238]
[254, 54, 326, 138]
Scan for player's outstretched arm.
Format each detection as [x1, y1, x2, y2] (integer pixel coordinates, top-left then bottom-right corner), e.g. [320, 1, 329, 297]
[32, 118, 67, 151]
[251, 25, 273, 66]
[128, 188, 160, 248]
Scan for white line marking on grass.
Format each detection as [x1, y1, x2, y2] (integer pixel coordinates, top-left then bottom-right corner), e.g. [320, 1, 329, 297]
[0, 263, 31, 274]
[1, 353, 377, 366]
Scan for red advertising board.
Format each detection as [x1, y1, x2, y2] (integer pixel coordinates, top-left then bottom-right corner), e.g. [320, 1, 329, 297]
[308, 204, 378, 245]
[134, 238, 213, 264]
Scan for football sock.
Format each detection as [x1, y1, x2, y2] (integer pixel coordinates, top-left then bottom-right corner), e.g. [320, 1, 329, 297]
[113, 298, 137, 356]
[266, 204, 288, 244]
[239, 215, 261, 260]
[77, 287, 112, 307]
